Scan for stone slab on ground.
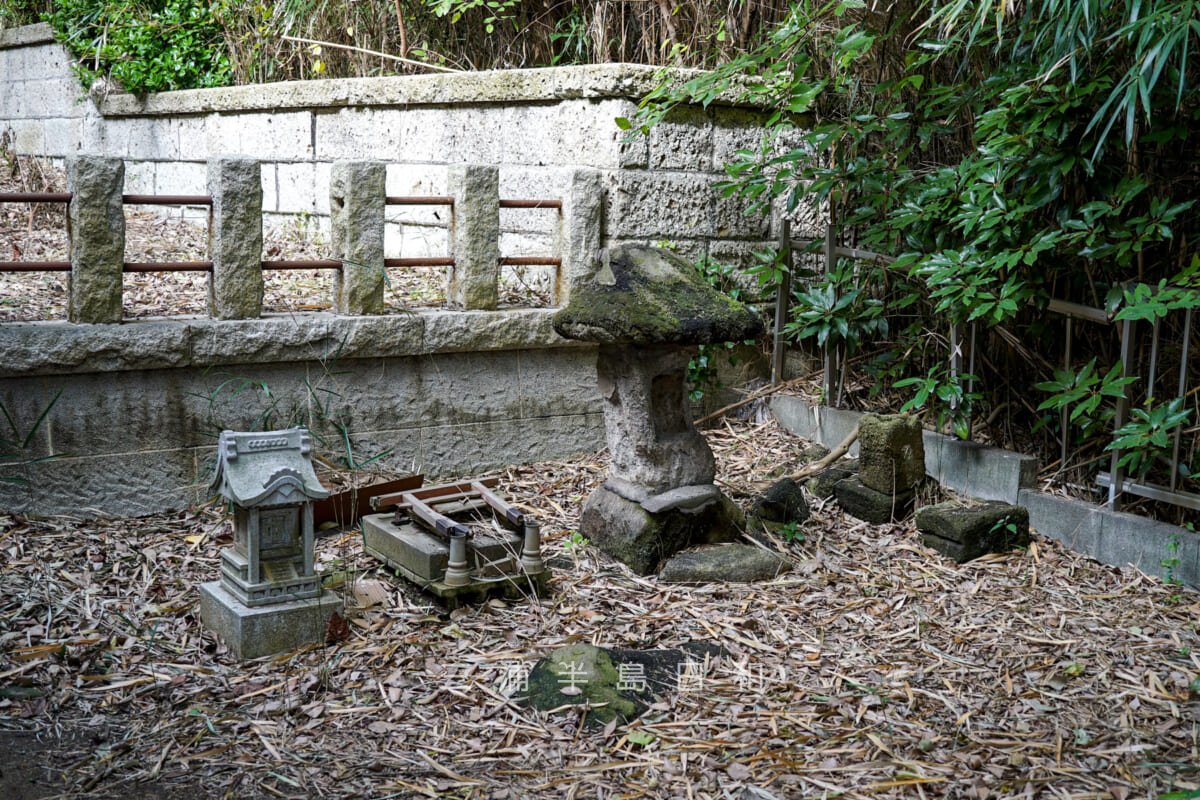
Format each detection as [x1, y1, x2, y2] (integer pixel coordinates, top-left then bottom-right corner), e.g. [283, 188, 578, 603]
[658, 544, 790, 583]
[805, 459, 858, 499]
[523, 641, 723, 726]
[750, 478, 810, 525]
[834, 475, 914, 524]
[579, 484, 743, 575]
[916, 500, 1031, 563]
[199, 581, 341, 660]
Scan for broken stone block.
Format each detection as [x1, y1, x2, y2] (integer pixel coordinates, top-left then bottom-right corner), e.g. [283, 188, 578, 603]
[579, 484, 743, 575]
[658, 544, 789, 583]
[858, 413, 926, 494]
[805, 459, 857, 499]
[750, 478, 810, 525]
[834, 475, 914, 524]
[916, 500, 1031, 563]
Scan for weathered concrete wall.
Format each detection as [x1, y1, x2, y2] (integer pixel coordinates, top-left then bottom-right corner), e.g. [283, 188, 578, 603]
[0, 25, 800, 269]
[0, 310, 604, 517]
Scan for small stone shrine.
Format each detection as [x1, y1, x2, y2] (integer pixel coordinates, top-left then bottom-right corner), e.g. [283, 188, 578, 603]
[199, 428, 340, 659]
[553, 245, 764, 574]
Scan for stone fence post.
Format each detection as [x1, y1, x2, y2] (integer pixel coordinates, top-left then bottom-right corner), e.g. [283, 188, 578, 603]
[67, 155, 124, 323]
[207, 156, 263, 320]
[331, 160, 386, 315]
[448, 164, 499, 310]
[555, 167, 602, 307]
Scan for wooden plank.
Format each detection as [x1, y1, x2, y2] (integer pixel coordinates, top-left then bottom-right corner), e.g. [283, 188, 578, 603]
[313, 475, 424, 528]
[369, 477, 499, 511]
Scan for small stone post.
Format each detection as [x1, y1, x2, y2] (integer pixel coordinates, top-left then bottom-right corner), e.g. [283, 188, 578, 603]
[555, 167, 602, 306]
[331, 160, 386, 315]
[67, 155, 124, 323]
[448, 164, 499, 310]
[207, 156, 263, 320]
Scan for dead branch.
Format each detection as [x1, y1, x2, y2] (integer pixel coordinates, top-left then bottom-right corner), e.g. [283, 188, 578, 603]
[785, 423, 859, 481]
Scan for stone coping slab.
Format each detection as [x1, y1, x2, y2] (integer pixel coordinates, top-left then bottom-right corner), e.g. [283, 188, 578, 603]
[0, 308, 587, 378]
[95, 63, 762, 118]
[0, 22, 54, 49]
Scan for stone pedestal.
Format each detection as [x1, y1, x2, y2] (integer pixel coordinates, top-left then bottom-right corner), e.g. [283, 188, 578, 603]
[579, 484, 743, 575]
[598, 344, 714, 493]
[200, 581, 340, 660]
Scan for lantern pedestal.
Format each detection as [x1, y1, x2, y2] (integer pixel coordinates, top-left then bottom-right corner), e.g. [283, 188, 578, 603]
[200, 581, 340, 660]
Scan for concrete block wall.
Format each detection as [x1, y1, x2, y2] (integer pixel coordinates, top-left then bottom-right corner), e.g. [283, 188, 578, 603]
[0, 24, 87, 156]
[0, 25, 796, 272]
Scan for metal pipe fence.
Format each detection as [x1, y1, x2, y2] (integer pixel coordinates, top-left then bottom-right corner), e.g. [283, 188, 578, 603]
[0, 173, 566, 307]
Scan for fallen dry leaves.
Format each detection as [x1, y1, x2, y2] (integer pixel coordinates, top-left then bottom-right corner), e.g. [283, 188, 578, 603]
[2, 419, 1198, 799]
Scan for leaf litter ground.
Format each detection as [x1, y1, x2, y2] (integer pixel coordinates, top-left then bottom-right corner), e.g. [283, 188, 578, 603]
[2, 420, 1199, 800]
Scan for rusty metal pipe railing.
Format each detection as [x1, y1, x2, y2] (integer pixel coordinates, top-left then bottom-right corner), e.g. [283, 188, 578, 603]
[0, 192, 72, 203]
[0, 261, 70, 271]
[384, 257, 455, 268]
[499, 199, 561, 210]
[124, 262, 213, 272]
[261, 260, 342, 271]
[123, 194, 212, 206]
[2, 193, 216, 205]
[499, 256, 560, 266]
[385, 196, 454, 206]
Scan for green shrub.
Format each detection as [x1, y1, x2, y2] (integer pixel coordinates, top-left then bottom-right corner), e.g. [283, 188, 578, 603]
[45, 0, 232, 94]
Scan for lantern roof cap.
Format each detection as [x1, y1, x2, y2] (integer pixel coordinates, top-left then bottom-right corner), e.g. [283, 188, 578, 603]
[210, 428, 330, 507]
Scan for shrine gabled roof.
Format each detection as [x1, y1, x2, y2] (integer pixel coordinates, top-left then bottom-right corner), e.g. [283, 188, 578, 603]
[209, 428, 330, 507]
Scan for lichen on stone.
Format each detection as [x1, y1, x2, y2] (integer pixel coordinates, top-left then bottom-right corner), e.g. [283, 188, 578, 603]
[552, 245, 764, 345]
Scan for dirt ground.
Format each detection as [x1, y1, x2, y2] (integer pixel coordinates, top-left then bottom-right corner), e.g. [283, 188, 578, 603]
[2, 420, 1199, 800]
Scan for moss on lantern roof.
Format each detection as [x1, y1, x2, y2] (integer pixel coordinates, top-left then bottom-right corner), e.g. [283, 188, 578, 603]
[552, 245, 764, 345]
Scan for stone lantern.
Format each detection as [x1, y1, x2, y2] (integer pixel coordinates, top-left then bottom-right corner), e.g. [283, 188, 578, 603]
[199, 428, 340, 659]
[553, 245, 764, 574]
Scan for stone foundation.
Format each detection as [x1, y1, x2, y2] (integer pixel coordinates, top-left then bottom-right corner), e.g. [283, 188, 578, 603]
[199, 581, 341, 660]
[579, 484, 743, 575]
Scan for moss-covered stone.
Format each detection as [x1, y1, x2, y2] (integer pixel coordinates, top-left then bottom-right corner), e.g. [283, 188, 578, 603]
[552, 245, 764, 345]
[525, 644, 638, 725]
[658, 544, 789, 583]
[805, 460, 858, 499]
[523, 641, 724, 726]
[916, 500, 1030, 563]
[834, 475, 914, 524]
[858, 413, 926, 494]
[579, 485, 743, 575]
[750, 478, 810, 524]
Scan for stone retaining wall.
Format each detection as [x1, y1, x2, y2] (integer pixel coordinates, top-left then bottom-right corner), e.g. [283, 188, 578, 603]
[0, 23, 807, 268]
[0, 310, 604, 517]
